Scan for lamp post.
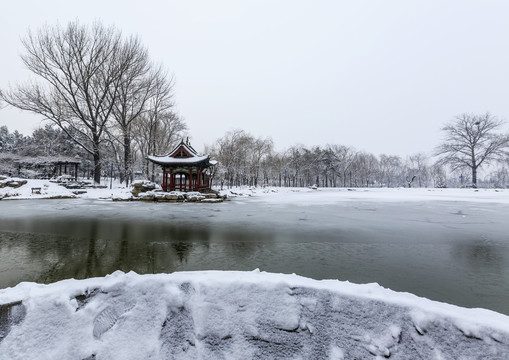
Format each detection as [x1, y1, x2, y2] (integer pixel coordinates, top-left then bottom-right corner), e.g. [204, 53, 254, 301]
[110, 164, 113, 189]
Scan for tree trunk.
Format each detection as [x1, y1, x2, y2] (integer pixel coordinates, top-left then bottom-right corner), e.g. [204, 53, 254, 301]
[93, 143, 101, 185]
[123, 130, 131, 187]
[472, 166, 477, 187]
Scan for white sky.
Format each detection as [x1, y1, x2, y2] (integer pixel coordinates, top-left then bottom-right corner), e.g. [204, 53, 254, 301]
[1, 0, 509, 155]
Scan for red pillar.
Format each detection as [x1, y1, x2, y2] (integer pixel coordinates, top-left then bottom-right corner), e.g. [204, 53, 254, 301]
[197, 168, 201, 189]
[169, 168, 173, 191]
[188, 168, 193, 191]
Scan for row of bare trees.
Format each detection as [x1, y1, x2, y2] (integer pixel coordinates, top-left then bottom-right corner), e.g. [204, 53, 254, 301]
[210, 114, 509, 189]
[209, 130, 441, 189]
[0, 21, 186, 185]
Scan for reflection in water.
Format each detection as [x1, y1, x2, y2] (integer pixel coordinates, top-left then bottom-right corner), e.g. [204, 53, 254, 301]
[172, 242, 193, 263]
[0, 218, 275, 288]
[454, 242, 504, 269]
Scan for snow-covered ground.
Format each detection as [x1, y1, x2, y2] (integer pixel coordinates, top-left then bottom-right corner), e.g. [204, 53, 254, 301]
[2, 176, 509, 204]
[0, 177, 132, 200]
[1, 270, 508, 359]
[2, 177, 509, 358]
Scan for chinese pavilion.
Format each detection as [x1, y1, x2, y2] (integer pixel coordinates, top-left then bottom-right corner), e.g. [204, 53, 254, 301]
[147, 140, 217, 192]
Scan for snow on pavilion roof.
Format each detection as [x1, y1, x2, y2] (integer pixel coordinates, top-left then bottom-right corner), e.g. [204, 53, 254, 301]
[146, 154, 210, 166]
[146, 140, 212, 167]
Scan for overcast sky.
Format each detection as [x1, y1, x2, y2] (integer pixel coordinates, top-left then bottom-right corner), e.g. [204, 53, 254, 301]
[1, 1, 508, 156]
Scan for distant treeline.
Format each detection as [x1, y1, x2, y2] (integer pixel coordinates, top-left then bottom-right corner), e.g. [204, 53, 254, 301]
[207, 129, 509, 189]
[2, 124, 508, 189]
[0, 124, 185, 181]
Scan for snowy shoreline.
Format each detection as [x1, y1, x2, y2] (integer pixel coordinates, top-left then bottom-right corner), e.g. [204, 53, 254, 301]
[1, 176, 508, 204]
[1, 270, 508, 359]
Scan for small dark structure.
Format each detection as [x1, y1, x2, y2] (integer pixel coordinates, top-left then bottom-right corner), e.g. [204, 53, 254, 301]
[52, 160, 80, 180]
[11, 156, 80, 180]
[147, 140, 216, 192]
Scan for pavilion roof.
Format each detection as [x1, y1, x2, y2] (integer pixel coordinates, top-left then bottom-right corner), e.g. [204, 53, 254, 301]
[146, 140, 214, 167]
[146, 154, 210, 166]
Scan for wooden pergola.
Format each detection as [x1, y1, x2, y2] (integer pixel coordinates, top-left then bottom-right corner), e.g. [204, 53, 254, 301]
[13, 156, 80, 180]
[147, 140, 216, 192]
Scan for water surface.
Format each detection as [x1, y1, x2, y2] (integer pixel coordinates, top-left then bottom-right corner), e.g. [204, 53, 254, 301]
[0, 197, 508, 315]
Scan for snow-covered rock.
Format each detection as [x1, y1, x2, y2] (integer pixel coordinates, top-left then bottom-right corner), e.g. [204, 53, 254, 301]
[0, 271, 508, 359]
[131, 180, 158, 196]
[0, 178, 27, 188]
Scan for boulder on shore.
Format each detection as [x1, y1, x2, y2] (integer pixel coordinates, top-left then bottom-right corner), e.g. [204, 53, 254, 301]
[0, 178, 28, 189]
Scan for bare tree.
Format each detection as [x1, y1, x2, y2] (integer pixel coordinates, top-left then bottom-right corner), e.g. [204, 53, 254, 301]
[0, 21, 129, 184]
[248, 137, 273, 186]
[210, 130, 275, 188]
[133, 110, 186, 182]
[379, 154, 403, 187]
[405, 153, 430, 188]
[352, 151, 379, 187]
[331, 145, 356, 187]
[434, 113, 509, 187]
[212, 129, 250, 188]
[107, 36, 153, 186]
[131, 69, 185, 182]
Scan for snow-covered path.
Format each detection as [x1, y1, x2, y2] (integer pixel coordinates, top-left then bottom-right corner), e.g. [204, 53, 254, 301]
[1, 270, 508, 359]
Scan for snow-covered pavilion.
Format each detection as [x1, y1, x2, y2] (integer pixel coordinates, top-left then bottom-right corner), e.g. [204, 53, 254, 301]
[146, 140, 216, 192]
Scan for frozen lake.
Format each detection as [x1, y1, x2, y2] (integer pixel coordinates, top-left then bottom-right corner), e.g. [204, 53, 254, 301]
[1, 189, 508, 315]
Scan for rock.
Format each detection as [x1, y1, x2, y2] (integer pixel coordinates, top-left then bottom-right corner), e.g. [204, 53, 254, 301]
[0, 178, 28, 188]
[142, 183, 156, 191]
[139, 193, 155, 201]
[131, 180, 158, 197]
[164, 193, 182, 201]
[202, 193, 219, 199]
[64, 181, 88, 189]
[186, 192, 205, 202]
[153, 193, 168, 201]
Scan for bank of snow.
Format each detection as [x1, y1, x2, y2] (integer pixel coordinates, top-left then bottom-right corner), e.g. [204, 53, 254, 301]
[0, 177, 132, 200]
[224, 186, 509, 205]
[1, 271, 508, 359]
[2, 177, 508, 205]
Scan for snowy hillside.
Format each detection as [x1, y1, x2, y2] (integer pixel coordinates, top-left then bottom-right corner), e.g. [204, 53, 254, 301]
[1, 271, 508, 359]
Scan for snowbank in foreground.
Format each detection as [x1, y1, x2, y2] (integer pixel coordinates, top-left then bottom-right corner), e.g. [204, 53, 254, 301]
[1, 271, 508, 359]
